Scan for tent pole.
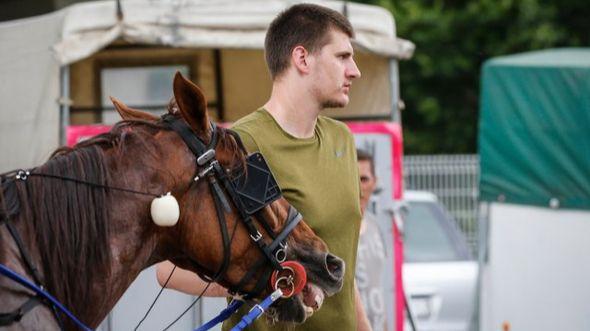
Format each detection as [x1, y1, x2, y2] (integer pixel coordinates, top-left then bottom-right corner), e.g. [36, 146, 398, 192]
[389, 59, 400, 123]
[116, 0, 123, 21]
[213, 49, 225, 121]
[59, 66, 70, 146]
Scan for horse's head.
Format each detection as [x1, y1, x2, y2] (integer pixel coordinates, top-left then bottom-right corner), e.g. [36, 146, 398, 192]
[113, 73, 344, 324]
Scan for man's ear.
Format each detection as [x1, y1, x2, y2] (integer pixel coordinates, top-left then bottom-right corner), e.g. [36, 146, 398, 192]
[291, 45, 311, 74]
[110, 97, 159, 121]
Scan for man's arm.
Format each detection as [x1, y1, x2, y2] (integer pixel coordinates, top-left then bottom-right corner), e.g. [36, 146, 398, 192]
[156, 260, 229, 297]
[355, 280, 373, 331]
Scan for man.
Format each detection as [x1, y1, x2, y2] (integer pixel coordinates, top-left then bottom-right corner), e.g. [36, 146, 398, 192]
[157, 4, 370, 330]
[355, 149, 388, 331]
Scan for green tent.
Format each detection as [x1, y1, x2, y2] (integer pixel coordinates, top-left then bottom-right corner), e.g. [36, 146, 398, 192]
[479, 48, 590, 210]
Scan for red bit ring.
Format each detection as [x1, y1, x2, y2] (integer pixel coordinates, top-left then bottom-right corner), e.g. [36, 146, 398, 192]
[270, 261, 307, 298]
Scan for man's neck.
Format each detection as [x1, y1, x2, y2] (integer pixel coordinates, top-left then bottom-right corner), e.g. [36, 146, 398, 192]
[264, 82, 320, 139]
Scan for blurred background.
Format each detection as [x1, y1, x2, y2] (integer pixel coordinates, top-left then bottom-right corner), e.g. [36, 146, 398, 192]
[1, 1, 588, 331]
[3, 0, 588, 154]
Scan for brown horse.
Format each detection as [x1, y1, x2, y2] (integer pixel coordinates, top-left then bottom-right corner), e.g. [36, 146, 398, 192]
[0, 73, 344, 330]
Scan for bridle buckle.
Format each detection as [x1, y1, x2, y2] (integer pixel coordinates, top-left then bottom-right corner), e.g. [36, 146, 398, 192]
[15, 170, 30, 181]
[250, 230, 263, 242]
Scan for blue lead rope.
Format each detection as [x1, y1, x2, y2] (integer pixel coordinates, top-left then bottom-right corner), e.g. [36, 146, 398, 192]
[0, 263, 92, 331]
[230, 289, 283, 331]
[2, 261, 282, 331]
[195, 289, 283, 331]
[194, 299, 244, 331]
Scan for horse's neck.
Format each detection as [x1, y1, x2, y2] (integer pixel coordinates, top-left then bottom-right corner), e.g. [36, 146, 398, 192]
[90, 230, 158, 325]
[0, 221, 61, 330]
[3, 210, 160, 328]
[87, 163, 165, 326]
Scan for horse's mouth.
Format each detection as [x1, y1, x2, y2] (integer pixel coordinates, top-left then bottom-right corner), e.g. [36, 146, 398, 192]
[301, 283, 325, 318]
[266, 282, 326, 324]
[263, 249, 345, 324]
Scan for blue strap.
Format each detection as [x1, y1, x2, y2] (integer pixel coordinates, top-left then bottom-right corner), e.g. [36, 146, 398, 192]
[0, 263, 92, 331]
[194, 299, 244, 331]
[230, 289, 283, 331]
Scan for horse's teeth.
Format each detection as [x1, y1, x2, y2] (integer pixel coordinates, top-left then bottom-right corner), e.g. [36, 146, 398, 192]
[315, 294, 323, 308]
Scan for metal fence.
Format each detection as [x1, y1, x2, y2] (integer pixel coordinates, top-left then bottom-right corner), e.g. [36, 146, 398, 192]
[403, 154, 480, 254]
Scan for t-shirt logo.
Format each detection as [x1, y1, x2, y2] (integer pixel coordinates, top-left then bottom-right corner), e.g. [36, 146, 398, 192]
[335, 150, 344, 158]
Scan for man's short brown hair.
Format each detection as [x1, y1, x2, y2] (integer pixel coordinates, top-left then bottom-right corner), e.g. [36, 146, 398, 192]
[264, 3, 354, 80]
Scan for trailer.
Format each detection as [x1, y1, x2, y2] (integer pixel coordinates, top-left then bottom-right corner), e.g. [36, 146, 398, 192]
[478, 48, 590, 331]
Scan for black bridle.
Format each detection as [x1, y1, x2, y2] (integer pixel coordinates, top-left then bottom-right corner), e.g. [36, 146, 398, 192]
[161, 114, 302, 298]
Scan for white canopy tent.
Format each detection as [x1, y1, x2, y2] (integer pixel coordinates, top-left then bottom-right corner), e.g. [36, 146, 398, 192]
[0, 12, 65, 172]
[53, 0, 414, 65]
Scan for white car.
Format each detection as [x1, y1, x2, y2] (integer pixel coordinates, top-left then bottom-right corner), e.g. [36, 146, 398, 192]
[402, 191, 477, 331]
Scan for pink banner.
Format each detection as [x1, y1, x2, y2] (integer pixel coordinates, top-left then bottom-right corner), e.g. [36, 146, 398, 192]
[66, 125, 112, 147]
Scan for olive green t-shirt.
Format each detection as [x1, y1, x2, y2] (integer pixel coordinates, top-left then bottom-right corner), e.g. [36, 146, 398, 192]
[222, 109, 362, 331]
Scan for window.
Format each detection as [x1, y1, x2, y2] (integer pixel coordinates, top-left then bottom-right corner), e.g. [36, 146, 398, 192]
[403, 201, 469, 262]
[100, 65, 189, 124]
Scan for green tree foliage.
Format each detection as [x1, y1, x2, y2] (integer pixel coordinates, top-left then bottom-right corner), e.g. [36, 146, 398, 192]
[354, 0, 590, 154]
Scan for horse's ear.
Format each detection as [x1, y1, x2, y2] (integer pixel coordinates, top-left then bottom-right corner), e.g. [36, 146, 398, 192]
[110, 97, 159, 121]
[172, 72, 208, 133]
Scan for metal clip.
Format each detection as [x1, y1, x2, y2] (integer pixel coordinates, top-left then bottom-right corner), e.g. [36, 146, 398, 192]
[194, 163, 215, 182]
[275, 248, 287, 263]
[15, 170, 30, 181]
[248, 304, 265, 316]
[250, 230, 263, 242]
[274, 275, 295, 297]
[197, 149, 216, 166]
[274, 275, 294, 288]
[273, 267, 295, 298]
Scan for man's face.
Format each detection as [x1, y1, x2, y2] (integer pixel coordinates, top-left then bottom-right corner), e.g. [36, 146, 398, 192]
[358, 159, 376, 215]
[309, 29, 361, 109]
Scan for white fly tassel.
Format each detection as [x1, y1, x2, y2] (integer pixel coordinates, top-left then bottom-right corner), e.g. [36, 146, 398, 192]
[151, 192, 180, 226]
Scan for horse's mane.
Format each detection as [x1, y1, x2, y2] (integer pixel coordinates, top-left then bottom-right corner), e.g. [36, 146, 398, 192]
[29, 142, 113, 318]
[0, 119, 165, 320]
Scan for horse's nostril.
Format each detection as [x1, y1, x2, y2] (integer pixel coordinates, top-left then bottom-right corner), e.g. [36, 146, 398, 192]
[325, 253, 345, 280]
